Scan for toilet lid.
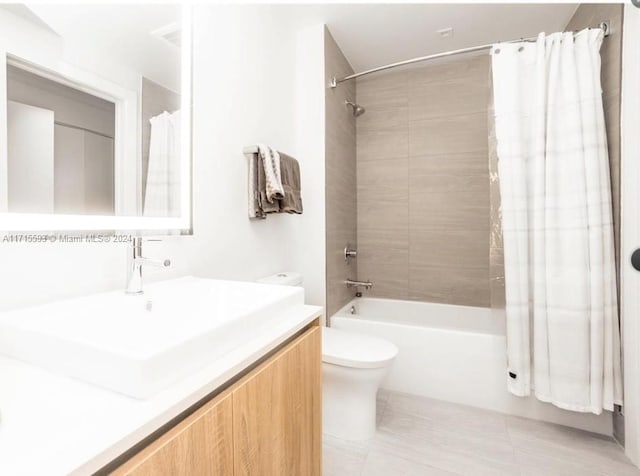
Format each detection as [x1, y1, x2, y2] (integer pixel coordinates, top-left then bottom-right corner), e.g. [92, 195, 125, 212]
[322, 327, 398, 369]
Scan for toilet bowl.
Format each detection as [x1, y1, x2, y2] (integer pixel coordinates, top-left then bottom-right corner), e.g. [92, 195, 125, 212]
[256, 272, 398, 440]
[322, 327, 398, 441]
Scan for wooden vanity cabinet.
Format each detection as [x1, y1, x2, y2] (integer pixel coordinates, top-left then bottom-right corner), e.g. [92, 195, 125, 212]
[110, 392, 235, 476]
[233, 324, 321, 476]
[111, 323, 321, 476]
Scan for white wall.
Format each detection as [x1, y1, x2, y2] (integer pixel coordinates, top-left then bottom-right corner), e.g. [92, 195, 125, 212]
[0, 5, 328, 311]
[292, 23, 327, 308]
[157, 5, 326, 306]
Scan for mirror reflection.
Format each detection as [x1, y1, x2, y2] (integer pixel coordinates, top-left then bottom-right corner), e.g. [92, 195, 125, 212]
[1, 4, 185, 218]
[7, 65, 116, 215]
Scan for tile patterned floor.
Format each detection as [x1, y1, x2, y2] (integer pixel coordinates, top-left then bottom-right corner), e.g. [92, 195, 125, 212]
[323, 390, 640, 476]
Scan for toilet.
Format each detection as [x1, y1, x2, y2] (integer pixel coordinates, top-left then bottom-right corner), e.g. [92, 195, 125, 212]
[322, 326, 398, 440]
[258, 272, 399, 441]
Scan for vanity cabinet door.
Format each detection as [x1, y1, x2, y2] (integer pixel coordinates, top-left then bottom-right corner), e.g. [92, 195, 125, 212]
[110, 323, 321, 476]
[233, 327, 322, 476]
[111, 392, 234, 476]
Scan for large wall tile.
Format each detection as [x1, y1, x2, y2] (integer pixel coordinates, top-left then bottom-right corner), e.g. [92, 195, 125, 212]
[410, 230, 489, 270]
[359, 257, 410, 299]
[409, 77, 489, 121]
[408, 264, 490, 307]
[358, 158, 409, 233]
[410, 152, 489, 176]
[410, 190, 489, 232]
[358, 227, 410, 299]
[357, 105, 408, 132]
[357, 56, 491, 307]
[409, 113, 488, 156]
[358, 158, 409, 200]
[357, 71, 409, 108]
[357, 130, 409, 161]
[408, 56, 489, 87]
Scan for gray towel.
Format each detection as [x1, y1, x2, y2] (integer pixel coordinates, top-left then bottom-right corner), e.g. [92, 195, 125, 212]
[278, 153, 303, 214]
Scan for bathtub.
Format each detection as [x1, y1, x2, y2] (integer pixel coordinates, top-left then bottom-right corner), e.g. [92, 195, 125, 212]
[331, 297, 612, 436]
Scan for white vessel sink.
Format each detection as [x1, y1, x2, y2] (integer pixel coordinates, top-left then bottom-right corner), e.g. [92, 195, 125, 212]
[0, 277, 304, 398]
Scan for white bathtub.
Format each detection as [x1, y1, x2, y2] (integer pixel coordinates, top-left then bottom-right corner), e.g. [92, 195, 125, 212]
[331, 297, 612, 435]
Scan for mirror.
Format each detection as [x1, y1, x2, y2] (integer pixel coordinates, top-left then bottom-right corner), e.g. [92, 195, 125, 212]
[0, 4, 192, 232]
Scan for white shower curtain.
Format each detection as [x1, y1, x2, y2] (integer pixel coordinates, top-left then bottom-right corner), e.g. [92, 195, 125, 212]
[144, 110, 181, 217]
[491, 28, 622, 414]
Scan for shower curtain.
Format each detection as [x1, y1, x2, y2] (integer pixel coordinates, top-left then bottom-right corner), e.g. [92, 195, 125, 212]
[144, 110, 181, 217]
[491, 28, 622, 414]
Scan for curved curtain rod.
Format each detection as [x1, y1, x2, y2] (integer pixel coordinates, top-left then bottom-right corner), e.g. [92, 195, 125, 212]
[330, 21, 610, 88]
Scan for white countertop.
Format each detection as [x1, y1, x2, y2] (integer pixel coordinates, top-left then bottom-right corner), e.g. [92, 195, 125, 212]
[0, 304, 322, 476]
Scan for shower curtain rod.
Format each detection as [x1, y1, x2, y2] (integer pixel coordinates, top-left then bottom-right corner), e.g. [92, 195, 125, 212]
[330, 21, 610, 88]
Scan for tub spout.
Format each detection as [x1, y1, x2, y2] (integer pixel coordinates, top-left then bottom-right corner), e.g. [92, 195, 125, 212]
[345, 279, 373, 290]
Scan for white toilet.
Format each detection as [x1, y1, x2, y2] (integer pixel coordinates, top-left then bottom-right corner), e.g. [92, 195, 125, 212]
[322, 326, 398, 440]
[258, 272, 399, 441]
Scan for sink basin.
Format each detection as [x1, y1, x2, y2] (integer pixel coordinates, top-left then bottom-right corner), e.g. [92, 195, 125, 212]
[0, 276, 304, 398]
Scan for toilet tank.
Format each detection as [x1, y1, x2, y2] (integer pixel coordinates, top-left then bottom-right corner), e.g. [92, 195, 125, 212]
[257, 272, 303, 287]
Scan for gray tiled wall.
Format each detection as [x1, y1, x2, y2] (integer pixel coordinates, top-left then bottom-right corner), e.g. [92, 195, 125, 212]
[356, 57, 491, 307]
[325, 28, 358, 317]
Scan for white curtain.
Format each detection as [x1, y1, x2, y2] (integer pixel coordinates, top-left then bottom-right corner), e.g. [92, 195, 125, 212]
[491, 28, 622, 414]
[144, 110, 181, 217]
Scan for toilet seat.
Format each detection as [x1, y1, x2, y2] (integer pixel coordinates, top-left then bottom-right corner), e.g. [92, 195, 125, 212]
[322, 327, 398, 369]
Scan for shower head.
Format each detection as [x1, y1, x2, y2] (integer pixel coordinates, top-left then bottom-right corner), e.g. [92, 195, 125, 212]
[345, 100, 366, 117]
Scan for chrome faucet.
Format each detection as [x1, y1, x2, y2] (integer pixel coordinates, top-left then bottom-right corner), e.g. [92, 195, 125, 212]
[345, 278, 373, 290]
[126, 237, 171, 295]
[344, 244, 357, 263]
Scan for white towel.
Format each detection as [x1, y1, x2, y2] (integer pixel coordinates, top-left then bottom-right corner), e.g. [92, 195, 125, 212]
[257, 144, 284, 203]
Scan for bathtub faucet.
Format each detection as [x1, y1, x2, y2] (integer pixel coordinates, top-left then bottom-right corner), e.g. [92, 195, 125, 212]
[345, 278, 373, 290]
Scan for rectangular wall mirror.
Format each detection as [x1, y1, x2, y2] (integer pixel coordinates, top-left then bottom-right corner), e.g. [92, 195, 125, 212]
[0, 4, 192, 233]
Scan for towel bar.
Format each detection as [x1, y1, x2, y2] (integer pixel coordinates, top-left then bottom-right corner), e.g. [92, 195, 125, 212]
[243, 145, 259, 155]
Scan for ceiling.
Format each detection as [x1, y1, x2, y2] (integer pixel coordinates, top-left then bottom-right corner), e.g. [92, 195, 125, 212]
[280, 3, 578, 72]
[4, 3, 579, 81]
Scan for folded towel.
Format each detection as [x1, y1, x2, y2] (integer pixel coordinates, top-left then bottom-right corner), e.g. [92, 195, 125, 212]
[248, 146, 303, 218]
[257, 144, 284, 203]
[278, 153, 303, 214]
[257, 151, 280, 215]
